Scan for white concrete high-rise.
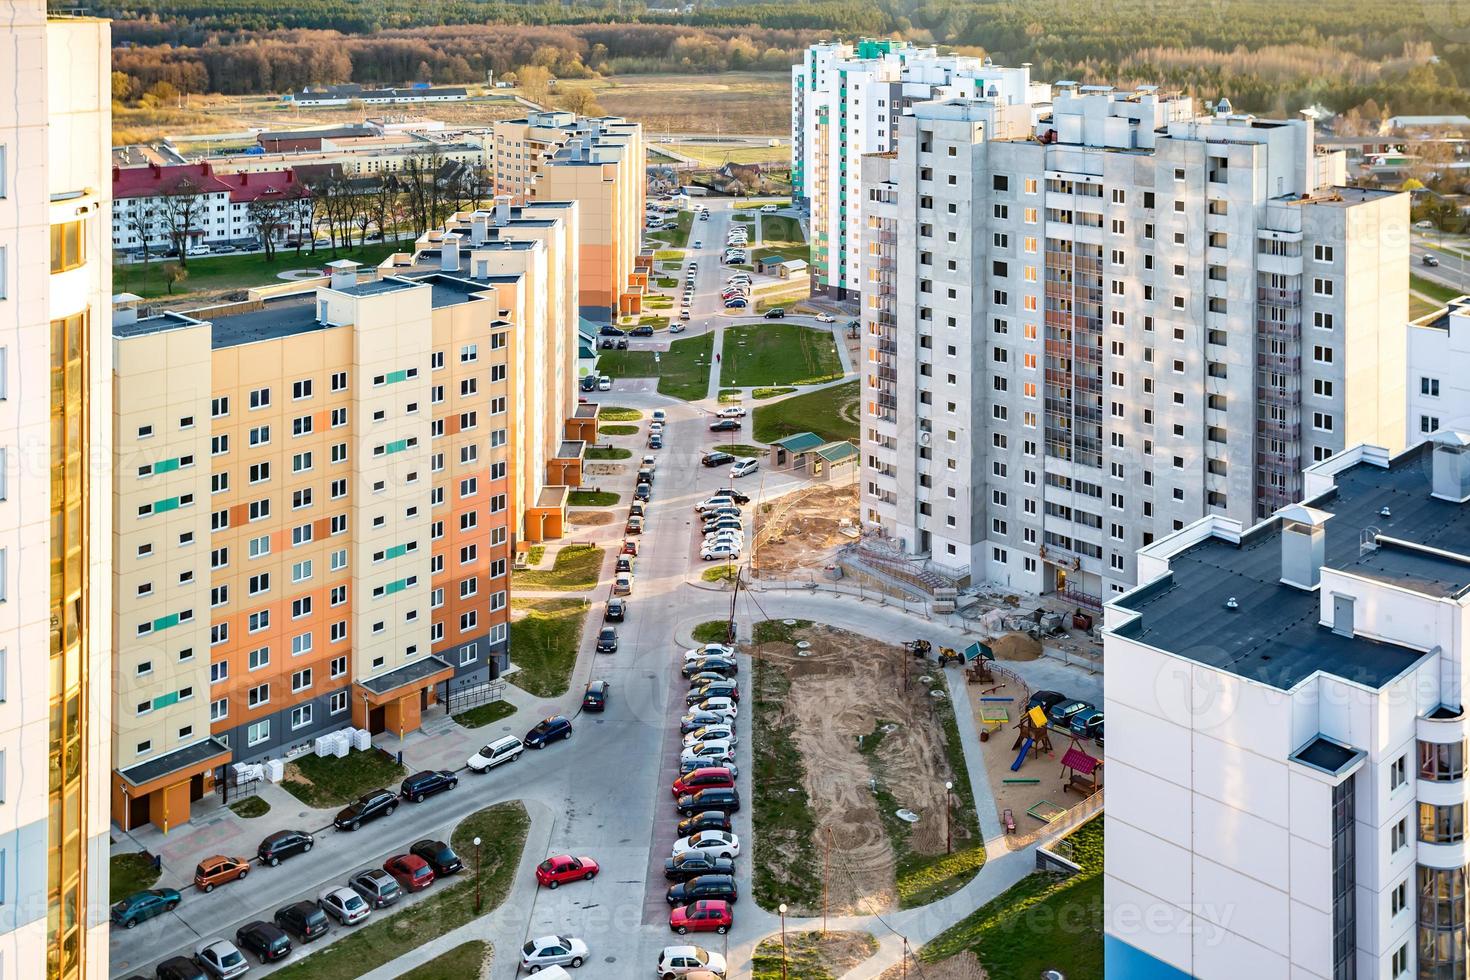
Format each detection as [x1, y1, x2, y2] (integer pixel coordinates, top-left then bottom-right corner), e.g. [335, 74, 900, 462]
[859, 87, 1409, 605]
[0, 6, 113, 979]
[1407, 295, 1470, 446]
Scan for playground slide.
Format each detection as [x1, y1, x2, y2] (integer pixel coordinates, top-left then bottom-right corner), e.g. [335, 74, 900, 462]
[1011, 737, 1034, 772]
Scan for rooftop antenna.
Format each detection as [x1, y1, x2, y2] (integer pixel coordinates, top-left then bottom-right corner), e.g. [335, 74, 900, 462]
[1360, 527, 1382, 556]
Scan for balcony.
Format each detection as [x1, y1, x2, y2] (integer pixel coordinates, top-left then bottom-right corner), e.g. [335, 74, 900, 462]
[1257, 286, 1302, 306]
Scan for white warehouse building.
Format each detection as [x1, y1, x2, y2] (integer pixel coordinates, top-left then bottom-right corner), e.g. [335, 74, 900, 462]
[1103, 431, 1470, 978]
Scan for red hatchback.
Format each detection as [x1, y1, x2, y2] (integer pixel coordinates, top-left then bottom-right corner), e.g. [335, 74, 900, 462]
[670, 899, 733, 935]
[672, 766, 735, 798]
[383, 854, 436, 892]
[535, 854, 600, 889]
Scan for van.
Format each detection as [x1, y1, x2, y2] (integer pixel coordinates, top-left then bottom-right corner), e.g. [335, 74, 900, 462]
[466, 735, 524, 772]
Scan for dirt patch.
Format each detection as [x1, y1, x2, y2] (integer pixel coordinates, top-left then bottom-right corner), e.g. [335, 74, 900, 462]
[761, 624, 967, 914]
[567, 510, 616, 526]
[988, 632, 1042, 662]
[584, 462, 626, 477]
[878, 951, 987, 980]
[754, 484, 859, 576]
[754, 930, 878, 978]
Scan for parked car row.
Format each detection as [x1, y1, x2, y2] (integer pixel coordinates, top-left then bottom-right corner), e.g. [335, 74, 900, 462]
[693, 488, 751, 562]
[1026, 689, 1104, 745]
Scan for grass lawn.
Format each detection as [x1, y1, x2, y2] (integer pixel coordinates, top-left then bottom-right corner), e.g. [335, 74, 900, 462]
[598, 406, 644, 421]
[113, 241, 407, 301]
[920, 815, 1103, 980]
[597, 333, 714, 401]
[701, 565, 739, 582]
[586, 446, 632, 460]
[752, 932, 878, 980]
[1412, 294, 1440, 319]
[654, 249, 685, 262]
[270, 802, 528, 980]
[598, 424, 639, 436]
[280, 749, 409, 810]
[665, 143, 790, 167]
[718, 388, 743, 403]
[753, 386, 797, 399]
[721, 324, 844, 386]
[228, 796, 271, 819]
[399, 942, 489, 980]
[507, 598, 588, 697]
[752, 653, 822, 911]
[751, 243, 810, 264]
[753, 379, 859, 444]
[647, 210, 694, 249]
[692, 620, 735, 644]
[568, 490, 620, 507]
[1413, 274, 1461, 305]
[760, 214, 806, 245]
[512, 544, 603, 590]
[639, 315, 671, 329]
[110, 853, 161, 903]
[725, 443, 768, 458]
[454, 700, 518, 729]
[525, 545, 546, 565]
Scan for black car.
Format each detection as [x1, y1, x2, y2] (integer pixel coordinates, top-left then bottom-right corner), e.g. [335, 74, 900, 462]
[155, 957, 208, 980]
[615, 555, 634, 574]
[688, 681, 738, 703]
[524, 715, 573, 748]
[682, 657, 738, 679]
[631, 325, 655, 337]
[597, 626, 619, 653]
[599, 337, 629, 350]
[334, 789, 398, 831]
[676, 786, 741, 815]
[663, 852, 737, 881]
[273, 900, 330, 943]
[401, 769, 458, 803]
[686, 671, 730, 688]
[1025, 690, 1068, 716]
[235, 920, 292, 964]
[637, 467, 655, 485]
[712, 488, 751, 505]
[709, 419, 741, 432]
[635, 482, 652, 501]
[599, 325, 627, 337]
[667, 874, 739, 906]
[410, 839, 464, 876]
[677, 810, 734, 838]
[583, 679, 610, 712]
[681, 712, 728, 735]
[257, 829, 314, 866]
[605, 597, 627, 622]
[580, 375, 597, 392]
[763, 308, 786, 319]
[702, 451, 735, 467]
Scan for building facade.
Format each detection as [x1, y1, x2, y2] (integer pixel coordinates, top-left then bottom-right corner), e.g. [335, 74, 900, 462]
[859, 89, 1409, 604]
[112, 162, 311, 254]
[1408, 295, 1470, 447]
[791, 39, 1048, 298]
[1104, 431, 1470, 979]
[0, 8, 113, 979]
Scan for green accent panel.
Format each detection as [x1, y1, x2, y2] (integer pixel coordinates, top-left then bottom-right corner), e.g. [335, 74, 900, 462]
[385, 544, 409, 560]
[385, 369, 410, 384]
[384, 577, 412, 595]
[153, 457, 181, 475]
[152, 496, 181, 514]
[384, 439, 410, 455]
[152, 612, 181, 632]
[152, 691, 179, 710]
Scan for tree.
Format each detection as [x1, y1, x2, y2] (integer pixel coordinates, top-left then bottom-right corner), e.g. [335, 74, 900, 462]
[122, 200, 161, 278]
[368, 176, 402, 244]
[162, 263, 188, 295]
[557, 88, 604, 117]
[142, 80, 181, 108]
[112, 71, 141, 105]
[157, 176, 209, 267]
[245, 187, 302, 261]
[517, 65, 553, 107]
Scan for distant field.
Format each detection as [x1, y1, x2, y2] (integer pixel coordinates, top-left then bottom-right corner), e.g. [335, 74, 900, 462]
[658, 143, 790, 168]
[558, 72, 790, 135]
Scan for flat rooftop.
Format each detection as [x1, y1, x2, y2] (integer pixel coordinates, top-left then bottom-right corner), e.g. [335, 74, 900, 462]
[1113, 442, 1470, 691]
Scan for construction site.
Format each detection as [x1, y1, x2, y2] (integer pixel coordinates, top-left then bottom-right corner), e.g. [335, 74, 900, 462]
[751, 483, 860, 576]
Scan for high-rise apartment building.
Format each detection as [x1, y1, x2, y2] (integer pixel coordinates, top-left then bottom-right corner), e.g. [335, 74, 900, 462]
[110, 203, 588, 832]
[1104, 431, 1470, 979]
[1408, 295, 1470, 447]
[488, 112, 646, 321]
[859, 88, 1408, 604]
[792, 39, 1048, 297]
[0, 7, 113, 978]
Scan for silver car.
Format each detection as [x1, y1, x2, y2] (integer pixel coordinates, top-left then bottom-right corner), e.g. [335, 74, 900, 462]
[520, 934, 589, 971]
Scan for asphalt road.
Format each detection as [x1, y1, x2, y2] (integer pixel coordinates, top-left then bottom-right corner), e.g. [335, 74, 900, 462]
[1412, 233, 1470, 297]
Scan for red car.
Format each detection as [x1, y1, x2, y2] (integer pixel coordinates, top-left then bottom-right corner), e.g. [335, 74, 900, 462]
[535, 854, 600, 889]
[670, 899, 733, 935]
[672, 766, 735, 798]
[383, 854, 435, 892]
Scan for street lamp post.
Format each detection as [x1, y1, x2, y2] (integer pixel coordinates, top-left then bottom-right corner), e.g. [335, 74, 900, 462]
[778, 902, 788, 980]
[473, 836, 483, 913]
[945, 780, 954, 854]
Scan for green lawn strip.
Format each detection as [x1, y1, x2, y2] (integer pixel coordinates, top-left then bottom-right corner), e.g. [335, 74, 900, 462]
[648, 211, 693, 249]
[654, 249, 685, 262]
[568, 490, 620, 507]
[269, 802, 529, 980]
[525, 545, 546, 565]
[655, 276, 679, 288]
[281, 749, 409, 809]
[718, 388, 744, 403]
[751, 244, 810, 264]
[599, 333, 713, 401]
[598, 424, 639, 436]
[228, 796, 271, 819]
[639, 315, 671, 328]
[586, 447, 632, 460]
[691, 620, 734, 644]
[753, 386, 797, 399]
[752, 652, 822, 911]
[720, 323, 844, 386]
[398, 941, 489, 980]
[1412, 294, 1440, 320]
[754, 619, 810, 645]
[506, 598, 588, 697]
[724, 443, 768, 458]
[113, 242, 407, 300]
[751, 932, 878, 980]
[512, 543, 603, 590]
[453, 700, 518, 729]
[1413, 274, 1461, 305]
[919, 815, 1104, 979]
[110, 853, 161, 903]
[760, 214, 806, 244]
[598, 406, 644, 421]
[753, 379, 859, 444]
[701, 565, 739, 582]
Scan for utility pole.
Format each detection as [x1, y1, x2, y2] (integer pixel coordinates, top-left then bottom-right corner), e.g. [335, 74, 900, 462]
[901, 938, 909, 980]
[945, 780, 954, 854]
[822, 827, 831, 936]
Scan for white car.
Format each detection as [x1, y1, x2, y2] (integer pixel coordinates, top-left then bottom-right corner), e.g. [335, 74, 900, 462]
[642, 455, 657, 470]
[703, 537, 743, 554]
[319, 886, 371, 925]
[681, 743, 735, 767]
[467, 734, 524, 772]
[691, 697, 737, 720]
[691, 239, 703, 248]
[694, 495, 735, 512]
[684, 725, 737, 747]
[658, 945, 728, 978]
[685, 644, 735, 661]
[597, 376, 613, 392]
[194, 940, 249, 980]
[715, 406, 746, 419]
[671, 830, 741, 860]
[730, 458, 759, 478]
[521, 934, 589, 972]
[652, 410, 667, 423]
[701, 543, 742, 562]
[760, 204, 779, 213]
[815, 312, 835, 323]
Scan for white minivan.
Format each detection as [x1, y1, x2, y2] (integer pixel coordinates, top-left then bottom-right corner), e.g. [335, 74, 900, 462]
[730, 457, 760, 479]
[466, 735, 524, 773]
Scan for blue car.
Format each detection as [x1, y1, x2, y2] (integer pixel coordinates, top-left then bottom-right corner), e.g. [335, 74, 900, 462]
[524, 715, 573, 748]
[110, 887, 180, 929]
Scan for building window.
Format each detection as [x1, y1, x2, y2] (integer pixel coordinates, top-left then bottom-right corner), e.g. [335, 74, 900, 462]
[1419, 740, 1465, 782]
[329, 690, 348, 714]
[291, 704, 313, 730]
[1391, 753, 1408, 790]
[1329, 779, 1356, 980]
[50, 219, 86, 273]
[1419, 802, 1465, 844]
[1418, 865, 1467, 978]
[246, 720, 271, 747]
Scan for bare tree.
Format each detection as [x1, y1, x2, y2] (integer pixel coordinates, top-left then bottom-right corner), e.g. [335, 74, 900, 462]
[122, 199, 162, 280]
[157, 176, 210, 267]
[245, 189, 294, 261]
[368, 176, 401, 244]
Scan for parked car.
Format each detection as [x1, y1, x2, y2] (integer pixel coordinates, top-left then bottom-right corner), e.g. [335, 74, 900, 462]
[597, 375, 613, 391]
[680, 742, 736, 767]
[632, 325, 656, 337]
[709, 419, 741, 433]
[1423, 254, 1441, 266]
[682, 658, 737, 679]
[193, 941, 249, 980]
[1070, 707, 1104, 741]
[383, 854, 435, 892]
[701, 506, 742, 523]
[626, 515, 645, 534]
[635, 481, 652, 501]
[410, 839, 464, 876]
[194, 855, 250, 893]
[234, 920, 291, 965]
[702, 451, 735, 467]
[111, 888, 181, 929]
[622, 538, 641, 556]
[670, 899, 733, 935]
[657, 945, 728, 978]
[583, 679, 610, 712]
[1026, 690, 1068, 715]
[258, 829, 314, 867]
[714, 406, 746, 419]
[701, 517, 743, 535]
[760, 204, 779, 213]
[690, 696, 738, 719]
[815, 312, 836, 322]
[695, 495, 735, 513]
[681, 711, 733, 735]
[676, 786, 741, 815]
[1048, 699, 1093, 727]
[579, 375, 597, 392]
[535, 854, 600, 889]
[348, 868, 402, 908]
[334, 789, 398, 831]
[605, 597, 627, 622]
[701, 542, 742, 562]
[730, 458, 759, 478]
[688, 680, 740, 703]
[401, 769, 457, 803]
[318, 886, 371, 926]
[614, 572, 635, 595]
[672, 767, 736, 797]
[599, 325, 628, 337]
[672, 320, 687, 331]
[156, 957, 208, 980]
[672, 831, 740, 860]
[524, 715, 573, 748]
[723, 300, 747, 309]
[763, 308, 786, 319]
[667, 875, 739, 907]
[521, 935, 590, 972]
[597, 627, 619, 653]
[467, 735, 524, 773]
[685, 643, 736, 661]
[677, 810, 734, 838]
[273, 901, 329, 943]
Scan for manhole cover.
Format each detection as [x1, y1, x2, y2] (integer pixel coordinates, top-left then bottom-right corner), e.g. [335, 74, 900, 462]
[918, 675, 933, 683]
[783, 618, 797, 626]
[930, 689, 947, 699]
[797, 651, 811, 658]
[795, 640, 811, 650]
[896, 809, 920, 823]
[881, 723, 899, 734]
